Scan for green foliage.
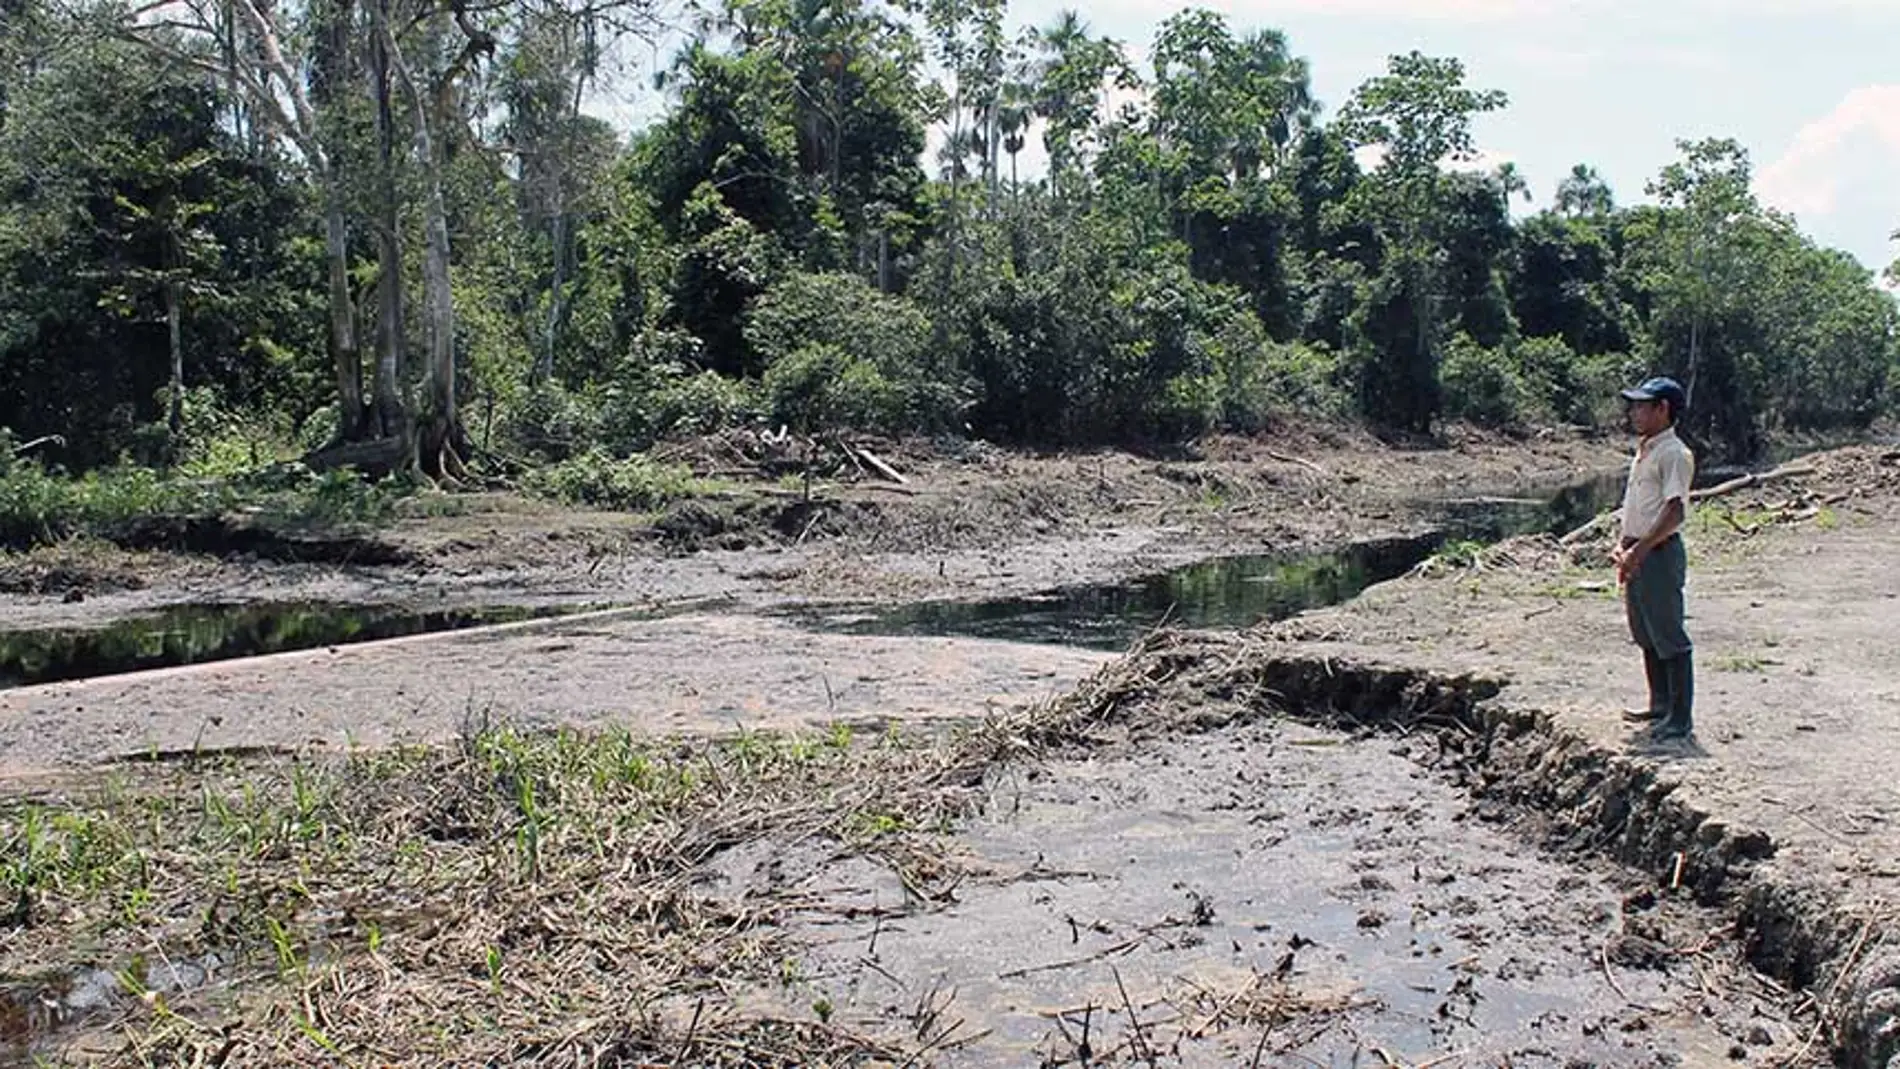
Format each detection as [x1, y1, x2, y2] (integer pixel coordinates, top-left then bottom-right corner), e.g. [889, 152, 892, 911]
[763, 344, 904, 434]
[746, 272, 965, 431]
[520, 450, 702, 512]
[1439, 335, 1529, 428]
[2, 0, 1893, 472]
[0, 24, 323, 469]
[0, 463, 221, 547]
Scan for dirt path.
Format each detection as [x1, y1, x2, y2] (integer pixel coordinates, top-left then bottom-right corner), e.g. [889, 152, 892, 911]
[0, 610, 1109, 774]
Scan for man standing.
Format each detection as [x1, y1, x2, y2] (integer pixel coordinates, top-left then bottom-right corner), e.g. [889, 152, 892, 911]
[1615, 377, 1696, 744]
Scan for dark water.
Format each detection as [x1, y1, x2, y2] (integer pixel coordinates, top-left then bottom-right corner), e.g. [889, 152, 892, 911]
[805, 534, 1445, 651]
[798, 471, 1629, 652]
[0, 602, 588, 689]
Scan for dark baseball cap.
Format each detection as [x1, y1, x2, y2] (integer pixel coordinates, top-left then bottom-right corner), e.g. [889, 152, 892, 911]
[1620, 376, 1686, 410]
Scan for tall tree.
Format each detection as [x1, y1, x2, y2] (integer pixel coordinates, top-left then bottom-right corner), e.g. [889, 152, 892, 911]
[1335, 51, 1507, 432]
[1554, 163, 1614, 217]
[119, 0, 370, 441]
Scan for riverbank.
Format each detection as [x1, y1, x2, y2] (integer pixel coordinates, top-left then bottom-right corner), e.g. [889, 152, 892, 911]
[0, 426, 1624, 634]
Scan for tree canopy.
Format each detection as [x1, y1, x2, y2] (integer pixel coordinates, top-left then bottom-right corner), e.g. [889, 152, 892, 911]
[2, 1, 1894, 473]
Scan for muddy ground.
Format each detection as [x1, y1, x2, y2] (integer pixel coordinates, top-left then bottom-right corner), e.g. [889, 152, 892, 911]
[0, 427, 1624, 634]
[4, 433, 1897, 1065]
[725, 716, 1799, 1067]
[0, 427, 1620, 777]
[1239, 444, 1900, 1065]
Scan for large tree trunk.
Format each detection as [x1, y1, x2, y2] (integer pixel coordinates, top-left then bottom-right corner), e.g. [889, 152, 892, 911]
[165, 276, 184, 438]
[533, 210, 566, 384]
[367, 1, 407, 441]
[386, 20, 462, 475]
[415, 105, 458, 470]
[322, 195, 365, 437]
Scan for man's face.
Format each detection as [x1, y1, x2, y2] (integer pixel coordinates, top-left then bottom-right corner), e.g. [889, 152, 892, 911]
[1627, 399, 1668, 436]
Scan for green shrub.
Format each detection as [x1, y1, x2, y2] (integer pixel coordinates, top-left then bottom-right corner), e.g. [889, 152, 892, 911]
[763, 344, 904, 434]
[1261, 341, 1350, 419]
[507, 384, 606, 461]
[1440, 334, 1529, 428]
[521, 450, 701, 512]
[647, 369, 763, 438]
[0, 463, 231, 547]
[747, 272, 965, 432]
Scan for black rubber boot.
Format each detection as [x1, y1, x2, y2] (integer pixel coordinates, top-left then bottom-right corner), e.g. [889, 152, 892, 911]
[1651, 653, 1695, 741]
[1623, 649, 1668, 723]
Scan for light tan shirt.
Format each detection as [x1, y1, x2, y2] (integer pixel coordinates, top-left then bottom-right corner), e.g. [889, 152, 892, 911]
[1620, 427, 1695, 540]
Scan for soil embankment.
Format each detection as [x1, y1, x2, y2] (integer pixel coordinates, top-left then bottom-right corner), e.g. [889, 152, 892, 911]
[1193, 444, 1900, 1065]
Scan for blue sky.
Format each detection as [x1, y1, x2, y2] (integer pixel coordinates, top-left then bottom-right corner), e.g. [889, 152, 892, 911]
[603, 0, 1899, 276]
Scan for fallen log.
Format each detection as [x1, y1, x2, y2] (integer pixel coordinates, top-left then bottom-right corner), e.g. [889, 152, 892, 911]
[9, 434, 65, 456]
[304, 435, 413, 478]
[1557, 461, 1820, 546]
[1689, 463, 1817, 503]
[854, 446, 908, 485]
[1266, 449, 1328, 476]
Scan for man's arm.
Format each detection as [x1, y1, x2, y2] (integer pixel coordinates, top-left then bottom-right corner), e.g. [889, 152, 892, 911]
[1632, 497, 1685, 554]
[1618, 450, 1689, 578]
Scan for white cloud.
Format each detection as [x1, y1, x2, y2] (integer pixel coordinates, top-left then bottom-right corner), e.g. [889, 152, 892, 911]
[1351, 143, 1516, 175]
[1756, 85, 1900, 217]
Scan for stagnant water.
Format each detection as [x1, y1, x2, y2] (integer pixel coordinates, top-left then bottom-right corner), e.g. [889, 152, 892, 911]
[0, 602, 589, 688]
[796, 471, 1631, 651]
[0, 470, 1631, 686]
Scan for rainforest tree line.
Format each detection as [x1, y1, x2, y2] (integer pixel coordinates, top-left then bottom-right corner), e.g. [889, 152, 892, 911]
[2, 0, 1895, 476]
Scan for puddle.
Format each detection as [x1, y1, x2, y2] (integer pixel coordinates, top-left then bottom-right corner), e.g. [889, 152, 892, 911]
[802, 534, 1443, 651]
[799, 471, 1633, 651]
[0, 601, 598, 689]
[726, 720, 1793, 1066]
[1, 955, 224, 1059]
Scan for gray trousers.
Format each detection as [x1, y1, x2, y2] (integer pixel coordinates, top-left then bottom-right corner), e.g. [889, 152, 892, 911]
[1625, 534, 1691, 657]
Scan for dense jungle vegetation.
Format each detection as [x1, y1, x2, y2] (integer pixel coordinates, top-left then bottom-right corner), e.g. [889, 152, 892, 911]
[2, 0, 1895, 508]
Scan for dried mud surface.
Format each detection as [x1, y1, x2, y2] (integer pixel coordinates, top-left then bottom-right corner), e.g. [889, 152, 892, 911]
[722, 717, 1798, 1067]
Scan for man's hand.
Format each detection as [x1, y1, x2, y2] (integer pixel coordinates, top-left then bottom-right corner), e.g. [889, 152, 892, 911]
[1616, 542, 1648, 585]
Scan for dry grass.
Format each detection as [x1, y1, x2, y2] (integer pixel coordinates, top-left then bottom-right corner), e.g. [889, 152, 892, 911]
[0, 713, 1027, 1066]
[1, 623, 1311, 1067]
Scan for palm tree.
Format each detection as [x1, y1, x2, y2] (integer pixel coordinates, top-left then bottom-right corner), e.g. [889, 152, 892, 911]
[1495, 161, 1531, 205]
[1555, 163, 1614, 216]
[1232, 28, 1315, 180]
[1028, 10, 1092, 179]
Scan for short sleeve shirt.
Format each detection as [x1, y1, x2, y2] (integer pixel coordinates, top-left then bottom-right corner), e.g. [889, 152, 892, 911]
[1620, 428, 1695, 539]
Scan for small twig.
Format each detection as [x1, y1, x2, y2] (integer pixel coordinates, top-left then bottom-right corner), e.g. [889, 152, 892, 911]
[1247, 1016, 1274, 1069]
[1600, 940, 1634, 1004]
[679, 997, 704, 1061]
[1113, 966, 1154, 1066]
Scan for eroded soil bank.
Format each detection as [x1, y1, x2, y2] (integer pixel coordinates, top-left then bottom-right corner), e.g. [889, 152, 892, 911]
[1208, 445, 1900, 1067]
